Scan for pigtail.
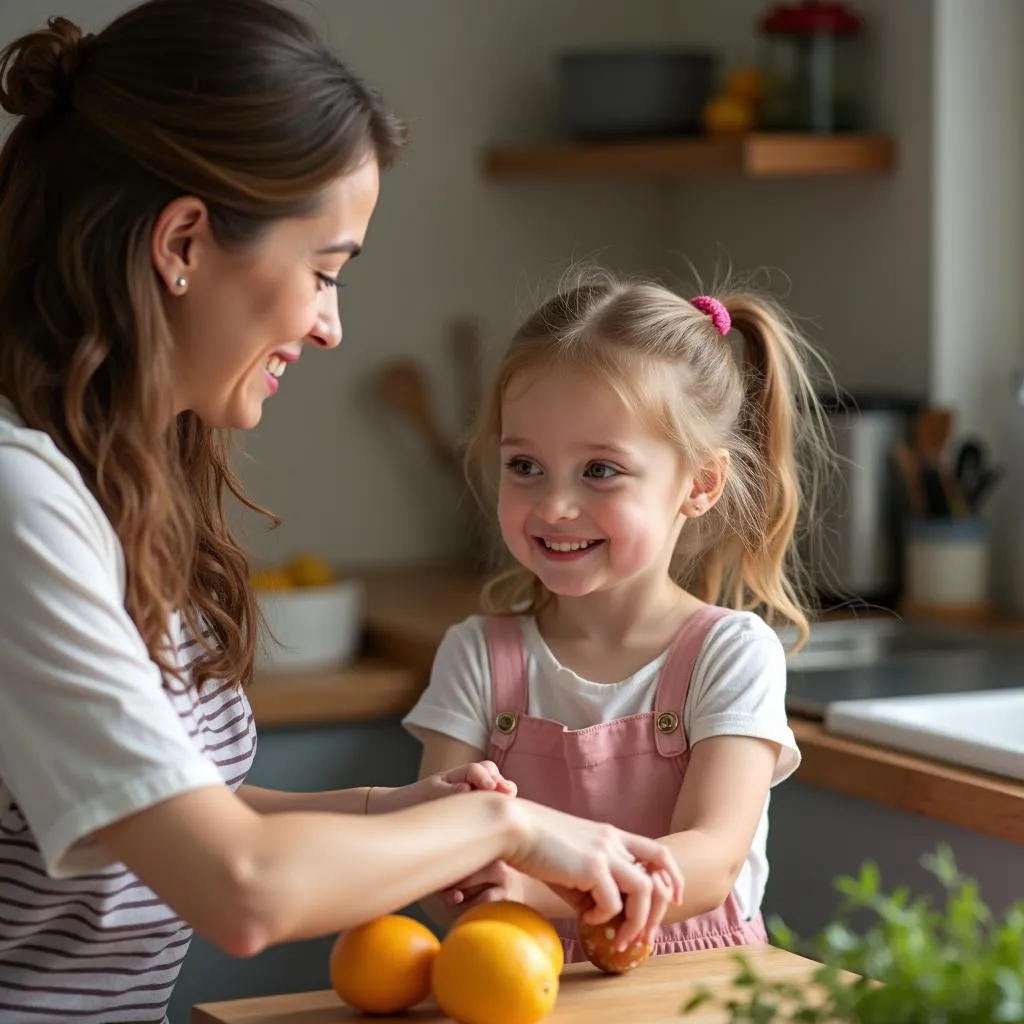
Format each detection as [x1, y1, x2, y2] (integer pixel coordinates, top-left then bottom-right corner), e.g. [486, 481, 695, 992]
[707, 292, 831, 647]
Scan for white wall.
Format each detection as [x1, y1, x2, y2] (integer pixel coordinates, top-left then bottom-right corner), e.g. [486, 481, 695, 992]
[5, 1, 1022, 571]
[665, 0, 935, 397]
[242, 0, 674, 570]
[931, 0, 1024, 451]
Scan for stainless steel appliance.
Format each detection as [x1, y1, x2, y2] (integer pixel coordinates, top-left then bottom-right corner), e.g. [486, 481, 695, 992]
[812, 393, 918, 606]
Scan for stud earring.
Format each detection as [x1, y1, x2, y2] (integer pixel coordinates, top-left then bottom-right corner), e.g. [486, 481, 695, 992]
[174, 275, 187, 291]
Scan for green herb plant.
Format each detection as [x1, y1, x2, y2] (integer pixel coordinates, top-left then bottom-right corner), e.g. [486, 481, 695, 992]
[682, 845, 1024, 1022]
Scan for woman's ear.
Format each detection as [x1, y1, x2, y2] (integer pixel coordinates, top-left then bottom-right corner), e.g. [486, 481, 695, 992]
[682, 450, 730, 517]
[150, 195, 210, 296]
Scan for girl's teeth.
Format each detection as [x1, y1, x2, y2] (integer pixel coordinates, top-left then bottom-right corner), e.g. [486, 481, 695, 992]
[544, 539, 594, 552]
[266, 356, 286, 378]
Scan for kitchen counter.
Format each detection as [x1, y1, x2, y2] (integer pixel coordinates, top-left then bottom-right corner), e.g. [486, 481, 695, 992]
[249, 565, 1024, 847]
[192, 945, 817, 1023]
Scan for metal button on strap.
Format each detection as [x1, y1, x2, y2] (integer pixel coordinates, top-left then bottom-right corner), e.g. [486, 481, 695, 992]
[656, 711, 679, 734]
[495, 711, 518, 734]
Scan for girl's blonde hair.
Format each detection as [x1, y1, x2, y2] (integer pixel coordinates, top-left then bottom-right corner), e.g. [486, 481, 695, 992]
[465, 270, 833, 648]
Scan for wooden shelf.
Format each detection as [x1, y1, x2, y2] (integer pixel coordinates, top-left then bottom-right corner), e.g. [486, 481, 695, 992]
[482, 133, 895, 181]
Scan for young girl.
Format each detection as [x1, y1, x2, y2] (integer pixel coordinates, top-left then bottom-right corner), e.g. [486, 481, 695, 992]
[404, 271, 829, 961]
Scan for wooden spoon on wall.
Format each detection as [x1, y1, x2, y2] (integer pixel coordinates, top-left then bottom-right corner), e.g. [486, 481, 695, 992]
[375, 359, 460, 477]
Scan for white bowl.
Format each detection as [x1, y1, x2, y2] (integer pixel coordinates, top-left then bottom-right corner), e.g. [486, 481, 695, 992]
[255, 579, 364, 675]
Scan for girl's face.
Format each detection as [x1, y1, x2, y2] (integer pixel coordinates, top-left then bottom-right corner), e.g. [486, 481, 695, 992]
[497, 366, 691, 599]
[163, 157, 380, 429]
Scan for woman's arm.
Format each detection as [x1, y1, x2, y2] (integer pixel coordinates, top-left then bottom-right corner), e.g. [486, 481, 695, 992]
[236, 785, 372, 815]
[236, 761, 516, 816]
[96, 780, 681, 959]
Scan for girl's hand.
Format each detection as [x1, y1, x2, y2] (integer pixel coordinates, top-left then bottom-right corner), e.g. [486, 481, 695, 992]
[374, 761, 517, 814]
[439, 860, 522, 910]
[504, 800, 684, 951]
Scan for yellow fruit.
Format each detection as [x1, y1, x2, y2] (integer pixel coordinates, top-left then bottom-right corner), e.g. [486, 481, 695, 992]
[701, 94, 756, 137]
[329, 915, 440, 1014]
[453, 900, 564, 976]
[725, 66, 764, 105]
[433, 920, 558, 1024]
[285, 552, 334, 588]
[577, 912, 652, 975]
[249, 568, 295, 592]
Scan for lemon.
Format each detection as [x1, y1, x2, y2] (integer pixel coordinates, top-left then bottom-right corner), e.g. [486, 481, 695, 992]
[286, 552, 335, 588]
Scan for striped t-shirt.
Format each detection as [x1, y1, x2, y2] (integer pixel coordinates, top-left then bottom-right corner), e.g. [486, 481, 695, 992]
[0, 398, 257, 1022]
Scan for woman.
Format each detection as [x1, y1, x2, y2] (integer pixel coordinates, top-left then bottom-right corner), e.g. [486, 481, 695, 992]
[0, 1, 681, 1021]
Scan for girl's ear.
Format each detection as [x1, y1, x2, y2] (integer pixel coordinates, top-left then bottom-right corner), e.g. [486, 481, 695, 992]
[681, 450, 730, 517]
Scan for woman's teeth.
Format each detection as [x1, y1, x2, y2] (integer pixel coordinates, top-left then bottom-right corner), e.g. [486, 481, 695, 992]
[543, 539, 596, 552]
[266, 355, 286, 379]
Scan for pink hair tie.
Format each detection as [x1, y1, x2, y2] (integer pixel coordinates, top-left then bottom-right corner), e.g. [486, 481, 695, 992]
[690, 295, 731, 336]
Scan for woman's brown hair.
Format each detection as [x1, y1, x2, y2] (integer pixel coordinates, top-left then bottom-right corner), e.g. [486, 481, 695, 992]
[0, 0, 407, 687]
[467, 270, 833, 650]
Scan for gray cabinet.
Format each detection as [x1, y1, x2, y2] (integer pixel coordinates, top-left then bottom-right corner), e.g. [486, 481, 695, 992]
[764, 778, 1023, 939]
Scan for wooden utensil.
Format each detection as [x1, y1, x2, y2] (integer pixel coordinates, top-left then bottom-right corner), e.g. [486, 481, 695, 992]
[892, 439, 925, 518]
[374, 360, 459, 476]
[913, 407, 967, 517]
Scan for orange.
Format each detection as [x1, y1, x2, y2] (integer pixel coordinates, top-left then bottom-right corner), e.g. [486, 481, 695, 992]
[725, 66, 764, 105]
[433, 920, 558, 1024]
[452, 900, 564, 976]
[329, 915, 440, 1014]
[701, 94, 756, 137]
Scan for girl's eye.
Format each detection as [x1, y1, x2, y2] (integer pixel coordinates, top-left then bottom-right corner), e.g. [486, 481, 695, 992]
[585, 461, 621, 480]
[504, 457, 540, 476]
[316, 272, 345, 290]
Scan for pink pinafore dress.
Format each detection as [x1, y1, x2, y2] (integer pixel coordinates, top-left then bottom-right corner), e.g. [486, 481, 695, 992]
[484, 606, 768, 963]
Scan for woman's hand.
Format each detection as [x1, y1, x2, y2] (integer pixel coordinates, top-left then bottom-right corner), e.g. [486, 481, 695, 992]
[504, 800, 684, 951]
[372, 760, 517, 814]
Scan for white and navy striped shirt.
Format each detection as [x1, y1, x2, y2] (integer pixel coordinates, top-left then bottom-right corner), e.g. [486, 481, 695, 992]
[0, 399, 257, 1022]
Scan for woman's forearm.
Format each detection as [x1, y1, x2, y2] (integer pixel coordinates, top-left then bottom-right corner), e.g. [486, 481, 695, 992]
[244, 792, 523, 946]
[99, 786, 524, 957]
[237, 783, 376, 815]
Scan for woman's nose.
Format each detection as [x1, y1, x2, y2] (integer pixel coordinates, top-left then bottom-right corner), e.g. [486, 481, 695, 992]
[309, 294, 342, 349]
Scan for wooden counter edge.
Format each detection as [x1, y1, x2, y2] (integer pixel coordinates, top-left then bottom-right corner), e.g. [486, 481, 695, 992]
[792, 718, 1024, 845]
[247, 659, 424, 727]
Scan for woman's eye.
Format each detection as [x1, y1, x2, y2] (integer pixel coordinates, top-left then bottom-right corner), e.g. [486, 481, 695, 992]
[316, 272, 344, 290]
[585, 462, 620, 480]
[504, 457, 539, 476]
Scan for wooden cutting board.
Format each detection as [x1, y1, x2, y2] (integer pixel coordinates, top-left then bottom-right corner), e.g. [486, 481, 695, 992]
[192, 945, 820, 1023]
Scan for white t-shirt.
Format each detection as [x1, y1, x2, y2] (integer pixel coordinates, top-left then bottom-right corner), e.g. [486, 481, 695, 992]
[403, 611, 800, 921]
[0, 396, 256, 1023]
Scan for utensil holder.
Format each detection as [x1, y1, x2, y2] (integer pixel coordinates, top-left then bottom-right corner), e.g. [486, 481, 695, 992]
[902, 517, 992, 622]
